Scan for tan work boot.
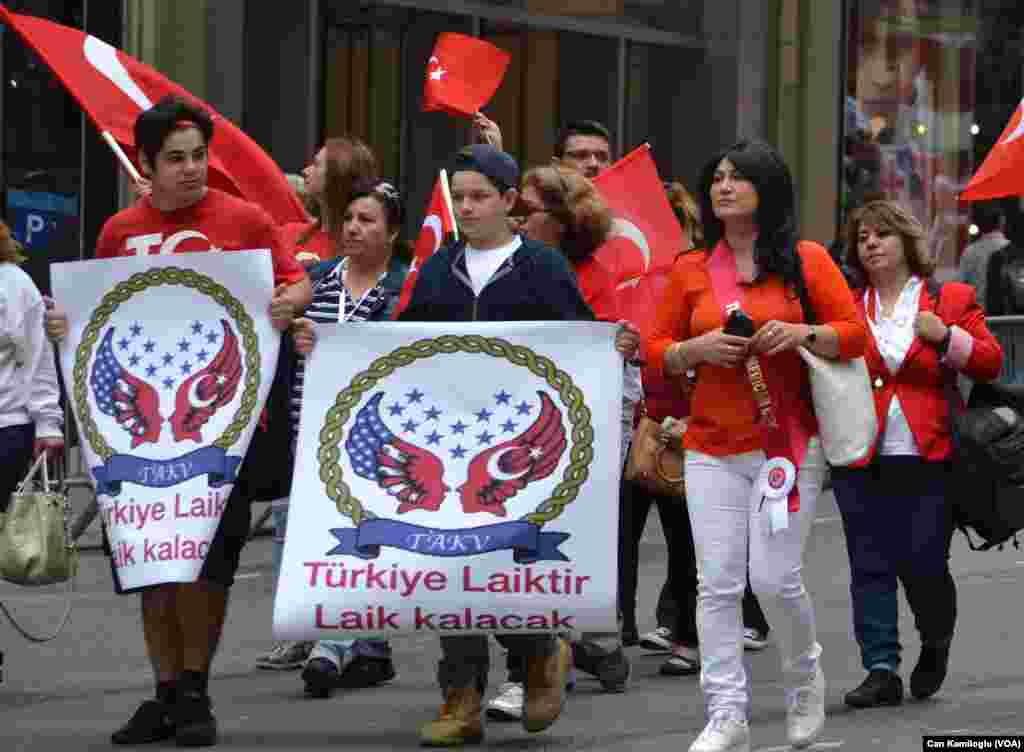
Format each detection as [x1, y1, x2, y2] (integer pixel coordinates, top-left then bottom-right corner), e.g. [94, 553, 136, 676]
[419, 685, 484, 747]
[522, 638, 571, 733]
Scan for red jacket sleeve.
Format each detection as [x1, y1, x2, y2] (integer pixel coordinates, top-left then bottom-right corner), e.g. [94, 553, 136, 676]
[942, 283, 1003, 383]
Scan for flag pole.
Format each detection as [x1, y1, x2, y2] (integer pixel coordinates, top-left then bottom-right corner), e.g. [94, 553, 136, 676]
[439, 168, 458, 241]
[100, 131, 143, 184]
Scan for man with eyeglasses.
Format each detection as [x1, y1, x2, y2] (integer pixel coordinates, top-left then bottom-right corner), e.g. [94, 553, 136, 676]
[473, 114, 614, 180]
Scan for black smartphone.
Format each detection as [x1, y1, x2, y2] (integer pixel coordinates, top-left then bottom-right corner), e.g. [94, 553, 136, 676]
[723, 308, 755, 338]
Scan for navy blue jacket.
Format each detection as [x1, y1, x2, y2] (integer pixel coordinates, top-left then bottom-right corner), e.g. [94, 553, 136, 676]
[399, 237, 594, 323]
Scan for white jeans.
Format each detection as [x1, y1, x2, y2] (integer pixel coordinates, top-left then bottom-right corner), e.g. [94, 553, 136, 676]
[684, 439, 826, 720]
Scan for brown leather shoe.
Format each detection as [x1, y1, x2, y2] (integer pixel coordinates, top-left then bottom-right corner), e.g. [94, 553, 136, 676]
[522, 638, 571, 733]
[419, 686, 484, 747]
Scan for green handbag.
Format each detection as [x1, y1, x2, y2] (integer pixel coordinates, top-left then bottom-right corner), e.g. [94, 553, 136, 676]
[0, 450, 76, 642]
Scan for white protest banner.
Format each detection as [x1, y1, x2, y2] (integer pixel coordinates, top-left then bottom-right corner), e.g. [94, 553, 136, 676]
[51, 251, 279, 590]
[274, 321, 622, 638]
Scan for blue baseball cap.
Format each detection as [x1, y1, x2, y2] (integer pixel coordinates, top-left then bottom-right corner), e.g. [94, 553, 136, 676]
[451, 144, 520, 192]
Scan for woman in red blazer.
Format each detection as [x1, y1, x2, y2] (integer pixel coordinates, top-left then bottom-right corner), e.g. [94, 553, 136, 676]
[832, 200, 1002, 711]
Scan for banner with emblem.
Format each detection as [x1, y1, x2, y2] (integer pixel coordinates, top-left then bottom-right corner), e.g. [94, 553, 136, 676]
[274, 321, 622, 637]
[51, 251, 279, 590]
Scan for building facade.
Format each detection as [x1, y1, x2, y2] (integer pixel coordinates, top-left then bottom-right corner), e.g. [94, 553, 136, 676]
[3, 0, 1021, 289]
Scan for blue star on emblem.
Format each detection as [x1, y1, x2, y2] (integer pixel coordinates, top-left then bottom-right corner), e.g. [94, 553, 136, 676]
[388, 402, 405, 417]
[495, 390, 511, 405]
[406, 388, 425, 404]
[178, 338, 191, 352]
[475, 408, 492, 423]
[402, 419, 419, 434]
[162, 377, 175, 390]
[196, 349, 209, 363]
[129, 323, 143, 337]
[426, 430, 443, 446]
[450, 444, 467, 459]
[191, 321, 203, 335]
[424, 406, 442, 421]
[180, 361, 193, 375]
[162, 353, 174, 366]
[205, 331, 218, 344]
[477, 430, 495, 445]
[128, 353, 141, 367]
[451, 420, 467, 435]
[501, 419, 517, 433]
[516, 400, 532, 415]
[118, 337, 130, 351]
[145, 365, 158, 378]
[143, 340, 156, 353]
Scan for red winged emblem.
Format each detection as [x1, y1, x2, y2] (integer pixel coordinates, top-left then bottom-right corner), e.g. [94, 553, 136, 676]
[346, 392, 450, 514]
[169, 320, 242, 443]
[459, 391, 567, 517]
[90, 328, 162, 447]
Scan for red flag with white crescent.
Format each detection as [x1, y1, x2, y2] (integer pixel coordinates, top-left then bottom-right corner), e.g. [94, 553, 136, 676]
[422, 33, 510, 119]
[0, 5, 307, 225]
[592, 144, 684, 336]
[962, 98, 1024, 201]
[393, 171, 458, 318]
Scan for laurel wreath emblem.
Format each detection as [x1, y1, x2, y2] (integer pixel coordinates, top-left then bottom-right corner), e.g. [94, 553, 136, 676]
[318, 335, 594, 528]
[71, 267, 261, 461]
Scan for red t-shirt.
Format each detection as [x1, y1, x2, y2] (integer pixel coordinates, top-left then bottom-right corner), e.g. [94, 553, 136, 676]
[280, 221, 333, 262]
[94, 188, 306, 286]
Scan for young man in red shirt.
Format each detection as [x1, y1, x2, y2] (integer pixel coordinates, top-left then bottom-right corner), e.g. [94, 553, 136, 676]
[47, 95, 311, 747]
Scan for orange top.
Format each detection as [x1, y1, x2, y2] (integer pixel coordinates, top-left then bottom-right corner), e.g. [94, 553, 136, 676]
[647, 240, 866, 457]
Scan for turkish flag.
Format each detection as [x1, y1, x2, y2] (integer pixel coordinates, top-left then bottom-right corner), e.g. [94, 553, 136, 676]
[393, 171, 459, 318]
[592, 144, 684, 335]
[961, 98, 1024, 201]
[0, 6, 307, 225]
[422, 33, 511, 118]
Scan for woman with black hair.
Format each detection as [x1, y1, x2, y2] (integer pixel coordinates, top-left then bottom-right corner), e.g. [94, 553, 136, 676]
[648, 140, 866, 752]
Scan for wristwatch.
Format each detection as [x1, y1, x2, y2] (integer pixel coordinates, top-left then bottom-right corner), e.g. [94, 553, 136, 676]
[804, 326, 817, 346]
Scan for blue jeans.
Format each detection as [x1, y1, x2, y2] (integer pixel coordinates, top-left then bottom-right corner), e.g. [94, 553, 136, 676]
[832, 457, 957, 673]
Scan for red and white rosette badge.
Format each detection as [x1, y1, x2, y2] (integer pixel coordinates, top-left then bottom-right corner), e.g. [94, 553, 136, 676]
[759, 457, 796, 535]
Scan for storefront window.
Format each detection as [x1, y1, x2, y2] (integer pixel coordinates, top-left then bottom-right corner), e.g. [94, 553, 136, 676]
[842, 0, 979, 276]
[842, 0, 1024, 277]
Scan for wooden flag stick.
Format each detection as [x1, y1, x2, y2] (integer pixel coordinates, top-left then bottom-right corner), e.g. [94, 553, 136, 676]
[439, 168, 458, 241]
[100, 131, 143, 184]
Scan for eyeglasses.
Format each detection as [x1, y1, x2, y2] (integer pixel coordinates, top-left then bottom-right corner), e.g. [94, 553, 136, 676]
[564, 148, 611, 163]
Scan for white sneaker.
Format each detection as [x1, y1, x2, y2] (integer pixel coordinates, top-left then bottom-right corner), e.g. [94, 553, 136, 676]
[742, 628, 769, 651]
[639, 626, 674, 652]
[689, 714, 750, 752]
[787, 664, 826, 749]
[485, 682, 524, 721]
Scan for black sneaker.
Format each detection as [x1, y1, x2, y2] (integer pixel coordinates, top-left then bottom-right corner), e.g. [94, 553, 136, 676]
[338, 655, 396, 688]
[572, 643, 630, 693]
[844, 669, 904, 708]
[111, 699, 176, 745]
[911, 641, 951, 700]
[174, 690, 218, 747]
[302, 658, 340, 699]
[302, 656, 396, 698]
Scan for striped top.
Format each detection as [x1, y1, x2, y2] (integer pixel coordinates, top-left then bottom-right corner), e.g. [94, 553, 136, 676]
[290, 258, 387, 439]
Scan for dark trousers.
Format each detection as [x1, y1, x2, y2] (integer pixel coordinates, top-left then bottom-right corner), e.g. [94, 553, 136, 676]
[0, 423, 35, 513]
[832, 456, 957, 672]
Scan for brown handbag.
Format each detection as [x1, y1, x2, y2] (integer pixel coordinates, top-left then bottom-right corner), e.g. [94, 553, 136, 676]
[624, 409, 685, 497]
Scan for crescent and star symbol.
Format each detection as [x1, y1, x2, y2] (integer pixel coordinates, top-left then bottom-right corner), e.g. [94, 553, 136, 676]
[609, 217, 652, 292]
[428, 56, 447, 81]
